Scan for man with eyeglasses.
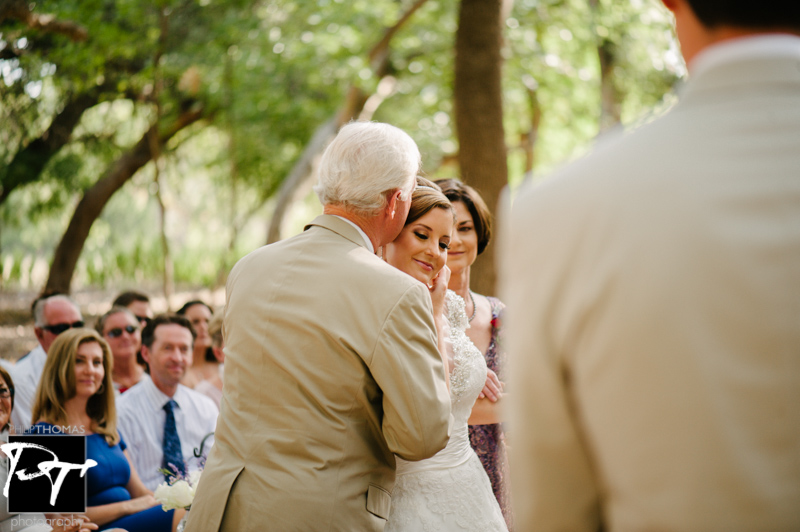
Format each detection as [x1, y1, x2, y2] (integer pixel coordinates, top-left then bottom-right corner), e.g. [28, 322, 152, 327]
[11, 293, 83, 431]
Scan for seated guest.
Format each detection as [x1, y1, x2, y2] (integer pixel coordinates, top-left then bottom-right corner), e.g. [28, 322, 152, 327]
[12, 293, 83, 431]
[194, 313, 223, 409]
[117, 315, 218, 491]
[1, 366, 48, 531]
[1, 366, 99, 532]
[175, 301, 214, 389]
[95, 307, 145, 394]
[112, 291, 153, 329]
[28, 328, 184, 532]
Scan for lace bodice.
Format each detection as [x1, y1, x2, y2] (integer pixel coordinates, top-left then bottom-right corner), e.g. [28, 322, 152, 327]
[445, 290, 488, 419]
[396, 290, 487, 474]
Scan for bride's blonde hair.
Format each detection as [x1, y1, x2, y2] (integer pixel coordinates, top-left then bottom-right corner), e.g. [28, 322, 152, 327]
[406, 177, 455, 226]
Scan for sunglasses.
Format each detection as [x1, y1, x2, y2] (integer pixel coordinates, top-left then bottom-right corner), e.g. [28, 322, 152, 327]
[106, 325, 138, 338]
[135, 315, 151, 326]
[42, 321, 85, 335]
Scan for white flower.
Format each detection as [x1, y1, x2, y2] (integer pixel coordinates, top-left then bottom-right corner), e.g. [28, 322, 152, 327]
[187, 469, 202, 489]
[154, 479, 195, 511]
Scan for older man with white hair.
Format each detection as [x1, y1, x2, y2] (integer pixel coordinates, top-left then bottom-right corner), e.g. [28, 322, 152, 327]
[11, 293, 84, 431]
[186, 121, 452, 532]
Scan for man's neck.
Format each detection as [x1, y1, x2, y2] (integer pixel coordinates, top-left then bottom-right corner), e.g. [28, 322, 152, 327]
[323, 205, 382, 250]
[152, 375, 178, 398]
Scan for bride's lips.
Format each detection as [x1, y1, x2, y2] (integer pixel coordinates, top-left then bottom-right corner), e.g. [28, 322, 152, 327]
[414, 259, 433, 271]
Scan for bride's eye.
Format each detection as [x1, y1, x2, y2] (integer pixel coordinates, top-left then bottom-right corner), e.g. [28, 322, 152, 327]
[439, 241, 450, 251]
[414, 232, 429, 240]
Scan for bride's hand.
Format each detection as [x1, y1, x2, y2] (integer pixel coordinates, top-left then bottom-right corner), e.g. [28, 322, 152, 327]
[429, 265, 451, 316]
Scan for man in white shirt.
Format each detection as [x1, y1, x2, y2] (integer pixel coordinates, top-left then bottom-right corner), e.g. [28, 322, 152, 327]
[11, 294, 84, 431]
[502, 0, 800, 530]
[117, 314, 218, 491]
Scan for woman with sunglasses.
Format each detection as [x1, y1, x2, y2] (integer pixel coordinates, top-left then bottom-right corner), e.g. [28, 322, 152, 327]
[28, 328, 183, 532]
[95, 307, 144, 394]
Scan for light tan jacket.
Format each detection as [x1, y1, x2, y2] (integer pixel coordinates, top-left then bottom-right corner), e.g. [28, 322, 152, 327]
[502, 43, 800, 531]
[185, 215, 451, 532]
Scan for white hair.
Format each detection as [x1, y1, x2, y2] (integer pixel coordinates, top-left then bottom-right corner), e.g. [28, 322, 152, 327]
[314, 122, 420, 215]
[33, 294, 81, 327]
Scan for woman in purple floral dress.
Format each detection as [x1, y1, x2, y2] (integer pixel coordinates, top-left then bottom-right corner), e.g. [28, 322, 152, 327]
[435, 179, 514, 530]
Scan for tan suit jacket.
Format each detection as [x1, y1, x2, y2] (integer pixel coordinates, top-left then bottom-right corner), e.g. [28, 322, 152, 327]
[502, 44, 800, 531]
[185, 215, 451, 531]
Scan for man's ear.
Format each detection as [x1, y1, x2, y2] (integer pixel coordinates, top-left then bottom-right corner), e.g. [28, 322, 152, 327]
[387, 189, 403, 218]
[661, 0, 678, 13]
[34, 327, 45, 344]
[141, 345, 152, 365]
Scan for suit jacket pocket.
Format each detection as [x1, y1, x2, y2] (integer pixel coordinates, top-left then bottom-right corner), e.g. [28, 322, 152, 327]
[365, 483, 392, 520]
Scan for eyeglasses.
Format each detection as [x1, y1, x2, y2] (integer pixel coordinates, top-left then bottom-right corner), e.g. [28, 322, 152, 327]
[106, 325, 138, 338]
[42, 321, 85, 335]
[135, 316, 151, 326]
[0, 387, 12, 399]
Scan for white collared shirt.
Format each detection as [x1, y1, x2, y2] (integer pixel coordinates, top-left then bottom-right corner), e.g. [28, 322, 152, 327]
[332, 215, 374, 253]
[9, 344, 47, 432]
[690, 34, 800, 77]
[117, 375, 218, 490]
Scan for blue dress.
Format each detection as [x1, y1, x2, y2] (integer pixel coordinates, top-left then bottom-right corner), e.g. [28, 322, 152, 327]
[27, 422, 174, 532]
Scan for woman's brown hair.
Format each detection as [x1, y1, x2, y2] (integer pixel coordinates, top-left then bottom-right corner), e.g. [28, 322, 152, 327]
[31, 328, 119, 446]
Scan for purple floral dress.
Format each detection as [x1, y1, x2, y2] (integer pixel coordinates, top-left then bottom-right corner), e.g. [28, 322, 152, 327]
[469, 296, 514, 530]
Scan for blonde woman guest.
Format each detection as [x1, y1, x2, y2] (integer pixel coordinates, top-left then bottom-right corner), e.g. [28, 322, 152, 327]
[28, 329, 184, 532]
[435, 178, 512, 528]
[194, 313, 223, 408]
[0, 366, 99, 532]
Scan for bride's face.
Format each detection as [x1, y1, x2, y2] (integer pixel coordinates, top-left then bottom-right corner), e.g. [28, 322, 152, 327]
[385, 207, 453, 285]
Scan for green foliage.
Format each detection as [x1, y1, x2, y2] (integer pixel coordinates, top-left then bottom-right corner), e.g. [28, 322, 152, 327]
[1, 0, 681, 293]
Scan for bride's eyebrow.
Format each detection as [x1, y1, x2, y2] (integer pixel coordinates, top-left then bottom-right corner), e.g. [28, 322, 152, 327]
[414, 224, 433, 231]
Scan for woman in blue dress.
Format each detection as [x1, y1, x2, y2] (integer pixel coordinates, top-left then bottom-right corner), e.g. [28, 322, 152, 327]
[28, 328, 183, 532]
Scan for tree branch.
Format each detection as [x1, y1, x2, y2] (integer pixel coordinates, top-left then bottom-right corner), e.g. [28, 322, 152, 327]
[0, 0, 88, 41]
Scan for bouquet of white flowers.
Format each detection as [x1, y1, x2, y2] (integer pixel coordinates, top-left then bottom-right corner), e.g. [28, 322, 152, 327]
[154, 469, 203, 511]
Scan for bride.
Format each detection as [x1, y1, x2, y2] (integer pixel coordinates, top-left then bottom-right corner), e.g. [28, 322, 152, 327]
[381, 178, 508, 532]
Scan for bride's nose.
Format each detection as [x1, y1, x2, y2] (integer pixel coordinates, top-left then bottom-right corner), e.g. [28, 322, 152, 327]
[425, 240, 441, 257]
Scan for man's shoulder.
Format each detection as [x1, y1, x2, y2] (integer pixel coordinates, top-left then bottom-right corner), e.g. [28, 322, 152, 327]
[11, 345, 46, 379]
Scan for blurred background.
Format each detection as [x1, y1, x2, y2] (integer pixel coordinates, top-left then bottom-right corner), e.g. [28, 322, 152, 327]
[0, 0, 682, 356]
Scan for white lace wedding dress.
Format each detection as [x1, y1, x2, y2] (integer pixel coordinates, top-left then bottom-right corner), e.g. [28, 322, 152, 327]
[385, 291, 509, 532]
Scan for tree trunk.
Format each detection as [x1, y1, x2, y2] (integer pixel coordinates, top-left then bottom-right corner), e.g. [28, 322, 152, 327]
[454, 0, 507, 296]
[590, 0, 621, 132]
[44, 107, 204, 293]
[0, 92, 98, 206]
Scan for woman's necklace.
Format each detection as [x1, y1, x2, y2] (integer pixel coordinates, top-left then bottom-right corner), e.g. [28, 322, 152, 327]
[468, 290, 477, 323]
